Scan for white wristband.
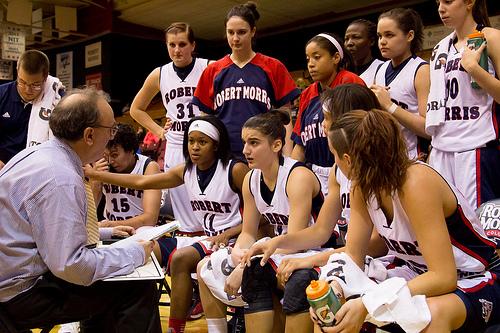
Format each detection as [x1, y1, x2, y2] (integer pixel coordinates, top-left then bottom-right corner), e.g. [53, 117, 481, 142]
[387, 103, 398, 114]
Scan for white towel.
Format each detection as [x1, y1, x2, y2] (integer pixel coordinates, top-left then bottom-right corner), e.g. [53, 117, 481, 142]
[199, 247, 247, 307]
[319, 252, 378, 299]
[362, 277, 431, 333]
[425, 32, 455, 136]
[319, 253, 431, 332]
[26, 75, 65, 147]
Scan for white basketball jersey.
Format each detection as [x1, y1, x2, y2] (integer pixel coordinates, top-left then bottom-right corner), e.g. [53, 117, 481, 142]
[366, 164, 495, 279]
[335, 166, 351, 233]
[160, 58, 209, 145]
[184, 160, 242, 236]
[432, 45, 497, 152]
[375, 57, 426, 157]
[249, 157, 314, 236]
[359, 59, 384, 86]
[103, 154, 150, 221]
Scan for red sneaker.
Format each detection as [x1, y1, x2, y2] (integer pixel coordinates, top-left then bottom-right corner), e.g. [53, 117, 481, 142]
[187, 300, 204, 320]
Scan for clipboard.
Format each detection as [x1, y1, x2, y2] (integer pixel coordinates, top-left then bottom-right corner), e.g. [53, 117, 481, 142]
[104, 253, 164, 281]
[109, 220, 180, 247]
[102, 221, 179, 281]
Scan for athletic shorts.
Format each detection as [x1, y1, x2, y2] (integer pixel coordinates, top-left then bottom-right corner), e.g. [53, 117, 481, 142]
[157, 235, 206, 270]
[429, 145, 500, 210]
[453, 267, 500, 332]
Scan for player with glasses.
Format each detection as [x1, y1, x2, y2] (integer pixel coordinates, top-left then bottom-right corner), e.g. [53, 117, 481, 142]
[0, 50, 64, 170]
[16, 79, 45, 91]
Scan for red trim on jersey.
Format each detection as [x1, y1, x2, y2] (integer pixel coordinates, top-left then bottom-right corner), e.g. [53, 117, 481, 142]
[331, 69, 366, 87]
[312, 211, 318, 222]
[175, 230, 206, 237]
[459, 274, 496, 293]
[451, 207, 496, 267]
[269, 258, 279, 272]
[193, 53, 298, 113]
[253, 53, 299, 106]
[293, 70, 365, 138]
[193, 55, 233, 112]
[195, 240, 213, 256]
[293, 82, 319, 138]
[167, 247, 177, 275]
[451, 237, 489, 267]
[491, 101, 499, 138]
[476, 149, 482, 208]
[458, 205, 496, 248]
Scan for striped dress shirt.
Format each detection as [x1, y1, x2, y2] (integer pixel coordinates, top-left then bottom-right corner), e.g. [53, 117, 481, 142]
[0, 138, 145, 302]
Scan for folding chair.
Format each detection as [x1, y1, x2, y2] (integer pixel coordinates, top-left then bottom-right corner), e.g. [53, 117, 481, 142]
[158, 275, 172, 307]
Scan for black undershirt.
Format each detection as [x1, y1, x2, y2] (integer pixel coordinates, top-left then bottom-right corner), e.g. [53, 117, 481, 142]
[260, 175, 275, 206]
[260, 156, 285, 206]
[356, 58, 374, 76]
[385, 55, 415, 86]
[197, 161, 218, 193]
[173, 58, 196, 82]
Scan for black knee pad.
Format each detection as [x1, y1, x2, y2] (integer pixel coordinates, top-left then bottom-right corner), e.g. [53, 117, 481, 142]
[241, 258, 282, 314]
[282, 268, 318, 314]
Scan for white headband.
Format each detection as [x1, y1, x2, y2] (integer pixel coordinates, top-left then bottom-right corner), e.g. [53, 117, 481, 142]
[316, 33, 344, 60]
[188, 120, 220, 142]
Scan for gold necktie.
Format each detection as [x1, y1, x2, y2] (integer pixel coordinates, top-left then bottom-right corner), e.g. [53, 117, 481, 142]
[84, 180, 100, 246]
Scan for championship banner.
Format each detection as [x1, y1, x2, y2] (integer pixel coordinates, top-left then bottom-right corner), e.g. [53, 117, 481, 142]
[2, 26, 25, 61]
[56, 51, 73, 89]
[0, 60, 13, 80]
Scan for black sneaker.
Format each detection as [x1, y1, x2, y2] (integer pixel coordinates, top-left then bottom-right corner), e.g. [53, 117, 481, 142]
[227, 308, 245, 333]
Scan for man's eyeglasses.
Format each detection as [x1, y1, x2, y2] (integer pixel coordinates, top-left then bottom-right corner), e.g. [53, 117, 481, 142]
[94, 124, 119, 137]
[17, 79, 44, 91]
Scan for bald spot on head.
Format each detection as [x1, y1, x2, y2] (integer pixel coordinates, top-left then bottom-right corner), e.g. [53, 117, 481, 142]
[49, 88, 111, 141]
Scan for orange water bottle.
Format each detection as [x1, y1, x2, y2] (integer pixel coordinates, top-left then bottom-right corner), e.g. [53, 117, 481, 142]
[467, 31, 488, 89]
[306, 280, 341, 327]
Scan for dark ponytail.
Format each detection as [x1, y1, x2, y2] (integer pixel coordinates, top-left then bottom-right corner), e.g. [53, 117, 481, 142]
[472, 0, 490, 27]
[243, 109, 290, 146]
[379, 8, 424, 54]
[307, 32, 355, 72]
[225, 1, 260, 29]
[329, 109, 412, 206]
[321, 84, 381, 125]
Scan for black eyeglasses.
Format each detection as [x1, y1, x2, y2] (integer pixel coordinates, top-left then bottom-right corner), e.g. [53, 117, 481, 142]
[93, 124, 119, 137]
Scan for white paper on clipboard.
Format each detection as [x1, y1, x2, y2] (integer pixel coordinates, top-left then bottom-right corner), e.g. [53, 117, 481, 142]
[109, 221, 180, 247]
[104, 253, 164, 281]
